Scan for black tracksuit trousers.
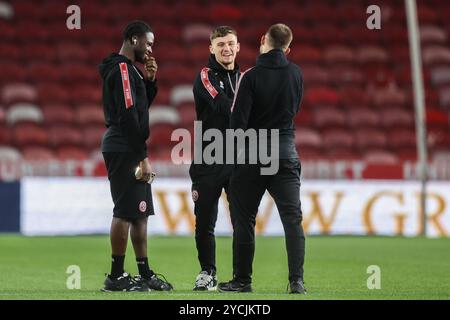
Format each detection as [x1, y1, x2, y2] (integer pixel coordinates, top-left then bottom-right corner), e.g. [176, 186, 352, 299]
[229, 158, 305, 284]
[191, 169, 231, 274]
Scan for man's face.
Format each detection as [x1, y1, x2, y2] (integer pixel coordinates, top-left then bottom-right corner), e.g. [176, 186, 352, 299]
[210, 33, 240, 68]
[134, 32, 154, 63]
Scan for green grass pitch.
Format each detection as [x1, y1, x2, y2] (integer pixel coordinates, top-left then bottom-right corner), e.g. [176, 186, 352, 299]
[0, 235, 449, 300]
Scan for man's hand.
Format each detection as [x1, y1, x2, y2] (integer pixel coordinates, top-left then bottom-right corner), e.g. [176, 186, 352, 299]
[135, 157, 155, 183]
[144, 54, 157, 81]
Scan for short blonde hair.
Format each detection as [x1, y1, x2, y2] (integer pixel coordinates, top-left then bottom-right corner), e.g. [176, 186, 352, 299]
[267, 23, 293, 49]
[210, 26, 237, 42]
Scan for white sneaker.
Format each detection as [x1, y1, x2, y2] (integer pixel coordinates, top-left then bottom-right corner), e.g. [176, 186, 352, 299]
[193, 271, 218, 291]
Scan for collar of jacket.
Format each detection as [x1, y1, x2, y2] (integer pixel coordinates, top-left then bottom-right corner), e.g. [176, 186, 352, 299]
[257, 49, 289, 69]
[207, 54, 240, 75]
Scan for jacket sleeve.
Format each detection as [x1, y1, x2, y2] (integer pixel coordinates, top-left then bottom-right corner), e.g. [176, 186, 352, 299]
[111, 63, 147, 159]
[230, 72, 253, 130]
[145, 79, 158, 108]
[193, 68, 232, 116]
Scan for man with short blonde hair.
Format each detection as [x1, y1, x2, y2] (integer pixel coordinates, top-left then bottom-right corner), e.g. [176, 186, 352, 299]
[189, 26, 241, 291]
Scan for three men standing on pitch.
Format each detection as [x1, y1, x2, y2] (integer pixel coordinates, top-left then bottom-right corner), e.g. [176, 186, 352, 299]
[189, 26, 241, 291]
[218, 24, 307, 294]
[99, 21, 172, 292]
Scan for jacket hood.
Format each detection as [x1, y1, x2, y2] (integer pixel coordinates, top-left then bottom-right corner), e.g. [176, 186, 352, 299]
[99, 53, 132, 80]
[257, 49, 289, 69]
[207, 54, 240, 74]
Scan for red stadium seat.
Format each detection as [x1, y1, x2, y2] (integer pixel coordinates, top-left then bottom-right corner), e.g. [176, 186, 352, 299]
[346, 28, 382, 45]
[295, 128, 322, 149]
[428, 128, 450, 150]
[304, 87, 339, 106]
[57, 43, 89, 62]
[55, 146, 89, 161]
[439, 86, 450, 107]
[88, 42, 116, 64]
[82, 125, 105, 151]
[339, 87, 371, 108]
[0, 43, 19, 62]
[177, 103, 197, 127]
[426, 108, 449, 128]
[294, 109, 314, 127]
[70, 86, 102, 104]
[417, 5, 440, 24]
[423, 46, 450, 65]
[22, 146, 55, 161]
[387, 128, 416, 149]
[48, 125, 83, 148]
[28, 63, 62, 83]
[37, 84, 70, 104]
[6, 103, 43, 125]
[62, 64, 99, 83]
[12, 123, 49, 148]
[75, 104, 104, 125]
[363, 150, 399, 164]
[149, 123, 178, 148]
[372, 85, 407, 107]
[348, 109, 380, 128]
[313, 24, 347, 45]
[149, 105, 180, 127]
[354, 128, 388, 149]
[183, 24, 213, 43]
[0, 22, 15, 41]
[0, 63, 27, 84]
[0, 146, 22, 162]
[322, 128, 354, 149]
[42, 104, 76, 125]
[301, 66, 330, 86]
[1, 84, 38, 105]
[430, 66, 450, 87]
[289, 45, 323, 64]
[329, 66, 365, 86]
[356, 46, 389, 64]
[0, 126, 11, 145]
[313, 107, 347, 128]
[323, 45, 355, 65]
[170, 85, 195, 106]
[420, 25, 447, 45]
[384, 26, 408, 45]
[380, 108, 414, 128]
[326, 148, 361, 161]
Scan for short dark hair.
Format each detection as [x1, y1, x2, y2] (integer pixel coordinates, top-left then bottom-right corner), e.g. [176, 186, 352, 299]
[267, 23, 293, 49]
[210, 26, 237, 42]
[123, 20, 152, 41]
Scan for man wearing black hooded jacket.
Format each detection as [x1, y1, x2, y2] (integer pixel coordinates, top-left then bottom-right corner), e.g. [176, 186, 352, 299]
[189, 26, 240, 291]
[218, 24, 307, 294]
[99, 20, 172, 292]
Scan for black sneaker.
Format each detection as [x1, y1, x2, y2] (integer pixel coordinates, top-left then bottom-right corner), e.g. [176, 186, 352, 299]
[101, 273, 148, 292]
[218, 279, 252, 293]
[135, 274, 173, 291]
[289, 279, 307, 294]
[193, 270, 218, 291]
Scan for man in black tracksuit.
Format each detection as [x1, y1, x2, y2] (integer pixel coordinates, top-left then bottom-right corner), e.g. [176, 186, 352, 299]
[218, 24, 307, 294]
[189, 26, 240, 291]
[99, 21, 172, 292]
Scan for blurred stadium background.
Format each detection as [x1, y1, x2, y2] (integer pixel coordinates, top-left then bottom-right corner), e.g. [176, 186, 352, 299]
[0, 0, 450, 299]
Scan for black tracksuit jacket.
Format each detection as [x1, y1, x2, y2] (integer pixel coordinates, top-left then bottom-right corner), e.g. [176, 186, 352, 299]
[230, 49, 303, 159]
[99, 53, 157, 161]
[189, 54, 240, 180]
